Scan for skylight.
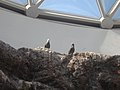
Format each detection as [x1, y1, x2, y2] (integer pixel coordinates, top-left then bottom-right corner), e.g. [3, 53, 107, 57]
[113, 7, 120, 19]
[0, 0, 120, 29]
[39, 0, 101, 19]
[9, 0, 27, 5]
[101, 0, 116, 13]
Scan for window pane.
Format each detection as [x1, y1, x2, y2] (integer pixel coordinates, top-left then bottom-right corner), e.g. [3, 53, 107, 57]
[33, 0, 37, 3]
[113, 7, 120, 20]
[9, 0, 28, 5]
[101, 0, 116, 13]
[39, 0, 101, 19]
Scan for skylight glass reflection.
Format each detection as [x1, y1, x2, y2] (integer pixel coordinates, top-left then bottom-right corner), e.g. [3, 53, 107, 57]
[33, 0, 37, 3]
[9, 0, 27, 5]
[101, 0, 116, 13]
[39, 0, 101, 19]
[113, 7, 120, 20]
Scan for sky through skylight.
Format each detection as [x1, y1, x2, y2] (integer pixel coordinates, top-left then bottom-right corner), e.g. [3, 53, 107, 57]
[39, 0, 100, 19]
[101, 0, 116, 13]
[9, 0, 120, 19]
[113, 7, 120, 19]
[10, 0, 27, 5]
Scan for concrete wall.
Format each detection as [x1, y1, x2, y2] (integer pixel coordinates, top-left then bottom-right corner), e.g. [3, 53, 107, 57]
[0, 7, 120, 55]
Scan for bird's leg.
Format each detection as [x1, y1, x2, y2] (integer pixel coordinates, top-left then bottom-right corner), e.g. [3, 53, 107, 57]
[50, 50, 52, 61]
[47, 49, 50, 62]
[48, 50, 50, 61]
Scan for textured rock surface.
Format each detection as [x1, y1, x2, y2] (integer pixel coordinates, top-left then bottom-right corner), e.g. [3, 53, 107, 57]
[0, 40, 120, 90]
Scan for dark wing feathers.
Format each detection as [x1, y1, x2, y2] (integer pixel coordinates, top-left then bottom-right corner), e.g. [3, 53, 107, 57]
[45, 41, 50, 49]
[68, 47, 75, 55]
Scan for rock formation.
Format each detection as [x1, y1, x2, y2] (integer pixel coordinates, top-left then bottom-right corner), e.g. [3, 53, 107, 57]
[0, 40, 120, 90]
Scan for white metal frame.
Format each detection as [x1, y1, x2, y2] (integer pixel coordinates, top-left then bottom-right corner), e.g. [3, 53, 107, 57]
[0, 0, 120, 29]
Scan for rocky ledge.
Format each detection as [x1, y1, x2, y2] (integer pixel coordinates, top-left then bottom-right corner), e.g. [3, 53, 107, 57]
[0, 40, 120, 90]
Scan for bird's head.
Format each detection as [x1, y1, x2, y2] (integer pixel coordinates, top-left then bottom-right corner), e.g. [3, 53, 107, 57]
[72, 43, 74, 47]
[47, 39, 50, 42]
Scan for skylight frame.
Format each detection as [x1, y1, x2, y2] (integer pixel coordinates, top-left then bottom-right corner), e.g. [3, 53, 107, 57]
[0, 0, 120, 29]
[108, 0, 120, 27]
[0, 0, 25, 14]
[0, 0, 25, 10]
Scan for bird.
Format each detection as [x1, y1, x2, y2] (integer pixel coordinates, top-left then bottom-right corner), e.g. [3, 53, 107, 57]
[68, 43, 75, 55]
[44, 39, 50, 49]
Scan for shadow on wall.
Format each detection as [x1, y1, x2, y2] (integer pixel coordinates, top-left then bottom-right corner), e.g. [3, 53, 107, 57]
[100, 29, 120, 55]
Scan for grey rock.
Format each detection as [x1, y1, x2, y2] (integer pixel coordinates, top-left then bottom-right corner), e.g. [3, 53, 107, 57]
[0, 40, 120, 90]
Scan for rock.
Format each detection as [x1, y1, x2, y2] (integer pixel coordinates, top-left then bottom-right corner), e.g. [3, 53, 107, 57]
[0, 40, 120, 90]
[67, 52, 120, 90]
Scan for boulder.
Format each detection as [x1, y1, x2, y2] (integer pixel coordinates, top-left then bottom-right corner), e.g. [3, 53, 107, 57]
[0, 40, 120, 90]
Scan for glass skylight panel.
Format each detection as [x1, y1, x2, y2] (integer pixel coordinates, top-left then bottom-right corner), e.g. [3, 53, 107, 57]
[101, 0, 116, 13]
[9, 0, 28, 5]
[113, 7, 120, 20]
[33, 0, 38, 3]
[39, 0, 101, 19]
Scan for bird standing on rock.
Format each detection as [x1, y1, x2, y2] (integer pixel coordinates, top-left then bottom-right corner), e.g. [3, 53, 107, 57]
[68, 43, 75, 55]
[44, 39, 50, 50]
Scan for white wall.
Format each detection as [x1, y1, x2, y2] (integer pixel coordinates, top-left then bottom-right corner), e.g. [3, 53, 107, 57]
[0, 7, 120, 55]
